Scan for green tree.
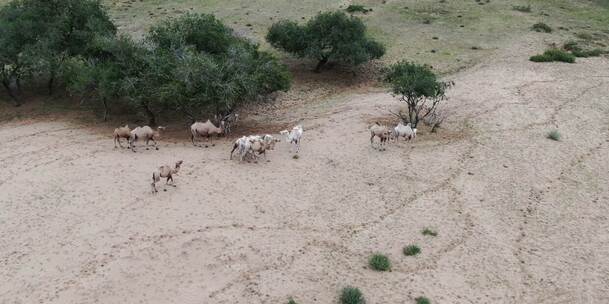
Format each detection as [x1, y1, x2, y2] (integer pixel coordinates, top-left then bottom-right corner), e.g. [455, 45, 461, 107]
[0, 0, 115, 105]
[145, 13, 291, 122]
[266, 11, 385, 72]
[63, 35, 151, 122]
[383, 61, 452, 128]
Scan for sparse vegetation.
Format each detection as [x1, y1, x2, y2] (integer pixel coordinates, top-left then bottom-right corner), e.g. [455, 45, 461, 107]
[415, 297, 431, 304]
[383, 61, 453, 128]
[512, 5, 532, 12]
[340, 287, 365, 304]
[266, 11, 385, 72]
[563, 40, 607, 58]
[346, 5, 371, 14]
[422, 228, 438, 236]
[368, 254, 391, 271]
[287, 298, 298, 304]
[403, 245, 421, 256]
[530, 49, 576, 63]
[547, 130, 561, 141]
[531, 22, 552, 33]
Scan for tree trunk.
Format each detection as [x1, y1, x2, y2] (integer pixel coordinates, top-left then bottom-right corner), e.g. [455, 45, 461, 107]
[314, 57, 328, 73]
[142, 102, 157, 126]
[2, 79, 21, 107]
[48, 72, 55, 96]
[102, 98, 109, 122]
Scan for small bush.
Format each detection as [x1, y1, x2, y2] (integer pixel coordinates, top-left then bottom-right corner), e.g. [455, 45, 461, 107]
[422, 228, 438, 236]
[564, 41, 606, 57]
[346, 5, 371, 14]
[415, 297, 431, 304]
[530, 49, 575, 63]
[512, 5, 532, 12]
[572, 48, 605, 57]
[368, 254, 391, 271]
[532, 22, 552, 33]
[403, 245, 421, 256]
[287, 298, 298, 304]
[547, 130, 561, 141]
[529, 54, 553, 62]
[340, 287, 365, 304]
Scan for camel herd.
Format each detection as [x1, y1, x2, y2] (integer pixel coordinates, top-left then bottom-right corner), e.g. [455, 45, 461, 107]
[113, 117, 414, 193]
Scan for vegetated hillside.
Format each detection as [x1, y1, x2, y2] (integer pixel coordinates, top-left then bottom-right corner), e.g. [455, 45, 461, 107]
[0, 0, 607, 73]
[102, 0, 608, 73]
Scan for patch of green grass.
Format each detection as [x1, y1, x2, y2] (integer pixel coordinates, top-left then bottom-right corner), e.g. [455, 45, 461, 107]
[512, 4, 532, 12]
[368, 254, 391, 271]
[415, 297, 431, 304]
[530, 49, 576, 63]
[403, 245, 421, 256]
[531, 22, 552, 33]
[287, 298, 298, 304]
[340, 287, 365, 304]
[346, 5, 371, 14]
[422, 228, 438, 237]
[547, 130, 561, 141]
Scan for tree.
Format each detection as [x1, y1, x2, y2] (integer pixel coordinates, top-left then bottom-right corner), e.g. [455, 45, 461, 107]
[145, 13, 291, 122]
[63, 35, 151, 122]
[0, 0, 116, 104]
[266, 11, 385, 72]
[383, 61, 453, 128]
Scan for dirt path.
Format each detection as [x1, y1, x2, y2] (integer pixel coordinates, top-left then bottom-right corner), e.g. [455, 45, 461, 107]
[1, 36, 609, 304]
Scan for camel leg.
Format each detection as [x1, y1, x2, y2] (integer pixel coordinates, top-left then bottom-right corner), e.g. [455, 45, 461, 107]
[166, 176, 176, 187]
[151, 174, 158, 193]
[151, 138, 159, 150]
[230, 143, 238, 160]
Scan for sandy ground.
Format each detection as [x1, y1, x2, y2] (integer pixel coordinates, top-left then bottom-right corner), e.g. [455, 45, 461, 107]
[1, 36, 609, 304]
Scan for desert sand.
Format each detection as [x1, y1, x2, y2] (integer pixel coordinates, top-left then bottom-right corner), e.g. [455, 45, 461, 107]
[1, 36, 608, 304]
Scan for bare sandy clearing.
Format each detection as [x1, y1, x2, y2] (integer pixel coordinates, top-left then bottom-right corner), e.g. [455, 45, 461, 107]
[1, 39, 609, 304]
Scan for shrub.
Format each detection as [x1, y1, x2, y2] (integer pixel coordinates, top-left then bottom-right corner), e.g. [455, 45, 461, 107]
[564, 40, 606, 57]
[572, 48, 605, 57]
[415, 297, 431, 304]
[266, 11, 385, 72]
[531, 22, 552, 33]
[512, 5, 532, 12]
[383, 61, 453, 128]
[340, 287, 365, 304]
[422, 228, 438, 236]
[403, 245, 421, 256]
[346, 5, 371, 14]
[368, 254, 391, 271]
[547, 130, 561, 141]
[530, 49, 575, 63]
[287, 298, 298, 304]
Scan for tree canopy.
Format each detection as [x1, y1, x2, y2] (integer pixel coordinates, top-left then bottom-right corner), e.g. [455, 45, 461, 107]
[0, 0, 116, 104]
[266, 11, 385, 72]
[63, 13, 291, 124]
[384, 61, 452, 128]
